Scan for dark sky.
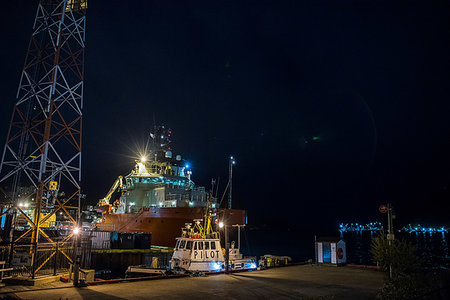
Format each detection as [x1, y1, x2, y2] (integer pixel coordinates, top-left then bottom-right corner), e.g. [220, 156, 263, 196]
[1, 0, 450, 233]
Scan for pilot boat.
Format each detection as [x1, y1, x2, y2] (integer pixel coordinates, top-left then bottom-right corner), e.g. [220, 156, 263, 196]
[169, 205, 256, 273]
[170, 220, 225, 272]
[126, 204, 256, 276]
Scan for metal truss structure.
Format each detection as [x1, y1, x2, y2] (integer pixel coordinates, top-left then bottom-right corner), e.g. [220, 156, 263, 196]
[0, 0, 87, 277]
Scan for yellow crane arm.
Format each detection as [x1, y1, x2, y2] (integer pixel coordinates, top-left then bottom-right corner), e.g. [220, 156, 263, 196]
[100, 175, 123, 205]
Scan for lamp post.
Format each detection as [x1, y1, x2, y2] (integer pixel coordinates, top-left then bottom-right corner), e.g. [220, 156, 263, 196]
[219, 221, 229, 273]
[224, 225, 229, 273]
[73, 226, 80, 287]
[379, 203, 395, 279]
[387, 203, 395, 279]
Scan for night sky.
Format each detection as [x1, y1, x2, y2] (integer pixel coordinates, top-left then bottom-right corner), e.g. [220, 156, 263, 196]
[1, 0, 450, 234]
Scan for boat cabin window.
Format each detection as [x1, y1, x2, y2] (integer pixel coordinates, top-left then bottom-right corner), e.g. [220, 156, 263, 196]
[198, 241, 203, 250]
[211, 241, 216, 250]
[175, 240, 180, 249]
[186, 241, 192, 250]
[180, 240, 186, 249]
[204, 241, 210, 250]
[193, 242, 198, 250]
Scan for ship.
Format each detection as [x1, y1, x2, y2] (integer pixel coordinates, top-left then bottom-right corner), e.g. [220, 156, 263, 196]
[95, 125, 246, 247]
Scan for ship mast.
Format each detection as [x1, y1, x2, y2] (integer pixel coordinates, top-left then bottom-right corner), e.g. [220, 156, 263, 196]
[228, 156, 236, 209]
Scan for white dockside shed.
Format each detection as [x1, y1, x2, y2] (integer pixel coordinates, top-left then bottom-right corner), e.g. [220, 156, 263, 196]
[315, 237, 346, 265]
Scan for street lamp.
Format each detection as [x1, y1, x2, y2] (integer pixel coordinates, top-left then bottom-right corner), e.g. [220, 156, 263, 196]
[218, 221, 230, 273]
[73, 226, 80, 286]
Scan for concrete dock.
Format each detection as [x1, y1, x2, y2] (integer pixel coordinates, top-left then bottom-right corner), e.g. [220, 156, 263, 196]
[0, 265, 383, 299]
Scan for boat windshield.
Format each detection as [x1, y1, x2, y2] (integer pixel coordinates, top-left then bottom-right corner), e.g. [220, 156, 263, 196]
[186, 241, 192, 250]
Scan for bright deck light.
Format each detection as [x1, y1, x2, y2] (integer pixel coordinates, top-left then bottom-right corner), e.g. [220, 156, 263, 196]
[73, 227, 80, 235]
[140, 156, 147, 163]
[219, 221, 224, 228]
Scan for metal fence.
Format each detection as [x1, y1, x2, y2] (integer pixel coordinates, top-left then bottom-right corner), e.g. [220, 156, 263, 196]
[0, 236, 91, 278]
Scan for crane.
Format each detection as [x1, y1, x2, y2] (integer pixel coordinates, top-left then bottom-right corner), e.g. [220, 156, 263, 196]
[99, 176, 124, 208]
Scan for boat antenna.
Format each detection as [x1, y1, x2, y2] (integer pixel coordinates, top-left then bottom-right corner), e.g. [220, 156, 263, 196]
[214, 176, 220, 198]
[211, 178, 216, 196]
[218, 180, 229, 208]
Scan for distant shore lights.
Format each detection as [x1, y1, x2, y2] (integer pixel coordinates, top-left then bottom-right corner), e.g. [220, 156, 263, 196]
[339, 222, 383, 233]
[339, 222, 448, 234]
[401, 224, 448, 234]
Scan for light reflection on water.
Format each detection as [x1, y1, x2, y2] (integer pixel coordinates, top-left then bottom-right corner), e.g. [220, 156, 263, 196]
[342, 231, 450, 268]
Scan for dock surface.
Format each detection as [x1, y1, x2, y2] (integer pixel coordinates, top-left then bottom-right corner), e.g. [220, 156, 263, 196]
[0, 265, 383, 299]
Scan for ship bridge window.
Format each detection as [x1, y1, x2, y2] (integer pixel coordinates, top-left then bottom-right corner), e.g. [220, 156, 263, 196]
[186, 241, 192, 250]
[180, 240, 186, 249]
[198, 241, 203, 250]
[211, 241, 216, 250]
[193, 242, 197, 250]
[175, 240, 180, 249]
[204, 241, 210, 250]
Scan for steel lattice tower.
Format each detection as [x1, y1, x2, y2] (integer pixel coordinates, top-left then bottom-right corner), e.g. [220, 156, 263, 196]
[0, 0, 87, 276]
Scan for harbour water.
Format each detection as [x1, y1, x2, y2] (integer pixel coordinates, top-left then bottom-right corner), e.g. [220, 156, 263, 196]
[237, 227, 450, 269]
[342, 231, 450, 268]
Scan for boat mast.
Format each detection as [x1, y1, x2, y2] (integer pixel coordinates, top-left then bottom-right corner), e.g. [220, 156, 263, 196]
[228, 156, 236, 209]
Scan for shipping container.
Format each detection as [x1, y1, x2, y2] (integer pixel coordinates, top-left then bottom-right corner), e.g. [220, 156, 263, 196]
[134, 233, 152, 249]
[119, 232, 135, 249]
[90, 231, 111, 249]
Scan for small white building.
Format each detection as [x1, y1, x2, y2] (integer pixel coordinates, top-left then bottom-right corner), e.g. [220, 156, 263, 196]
[315, 237, 346, 265]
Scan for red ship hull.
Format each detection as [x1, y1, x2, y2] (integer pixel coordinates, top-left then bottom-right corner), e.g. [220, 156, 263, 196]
[97, 207, 246, 247]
